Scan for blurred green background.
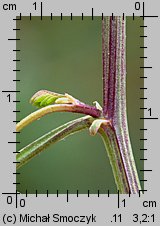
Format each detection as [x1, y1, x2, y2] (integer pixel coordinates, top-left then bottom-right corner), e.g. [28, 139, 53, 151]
[16, 17, 143, 194]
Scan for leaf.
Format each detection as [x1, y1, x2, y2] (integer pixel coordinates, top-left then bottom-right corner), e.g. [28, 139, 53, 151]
[16, 116, 93, 170]
[89, 119, 110, 136]
[30, 90, 79, 107]
[30, 90, 64, 107]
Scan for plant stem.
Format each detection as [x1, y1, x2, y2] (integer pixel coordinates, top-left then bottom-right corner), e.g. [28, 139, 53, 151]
[17, 116, 94, 169]
[16, 103, 101, 132]
[102, 16, 141, 193]
[99, 126, 129, 193]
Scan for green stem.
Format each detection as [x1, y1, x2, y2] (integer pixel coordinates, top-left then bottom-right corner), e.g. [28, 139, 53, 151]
[99, 127, 129, 193]
[17, 116, 93, 170]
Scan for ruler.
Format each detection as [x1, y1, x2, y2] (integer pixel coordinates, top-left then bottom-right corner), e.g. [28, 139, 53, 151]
[0, 0, 159, 225]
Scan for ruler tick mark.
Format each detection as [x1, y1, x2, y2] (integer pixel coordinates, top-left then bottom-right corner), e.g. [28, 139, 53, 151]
[112, 13, 114, 20]
[8, 141, 20, 144]
[13, 80, 21, 82]
[8, 39, 20, 41]
[140, 66, 152, 69]
[41, 2, 42, 20]
[140, 117, 158, 120]
[2, 90, 20, 93]
[118, 190, 120, 208]
[67, 190, 69, 202]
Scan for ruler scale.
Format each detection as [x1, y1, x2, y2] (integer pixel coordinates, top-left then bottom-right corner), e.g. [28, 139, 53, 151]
[0, 0, 159, 225]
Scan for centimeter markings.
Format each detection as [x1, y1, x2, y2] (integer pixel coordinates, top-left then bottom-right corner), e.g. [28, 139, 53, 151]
[2, 188, 145, 209]
[138, 7, 157, 190]
[1, 1, 158, 208]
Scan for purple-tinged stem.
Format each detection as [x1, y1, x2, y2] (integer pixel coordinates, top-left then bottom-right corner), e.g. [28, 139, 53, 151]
[16, 103, 101, 132]
[102, 17, 117, 118]
[102, 16, 141, 193]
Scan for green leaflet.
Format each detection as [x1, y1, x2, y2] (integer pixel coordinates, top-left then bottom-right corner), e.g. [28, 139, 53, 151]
[30, 90, 79, 108]
[30, 90, 67, 107]
[30, 90, 61, 107]
[33, 95, 58, 107]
